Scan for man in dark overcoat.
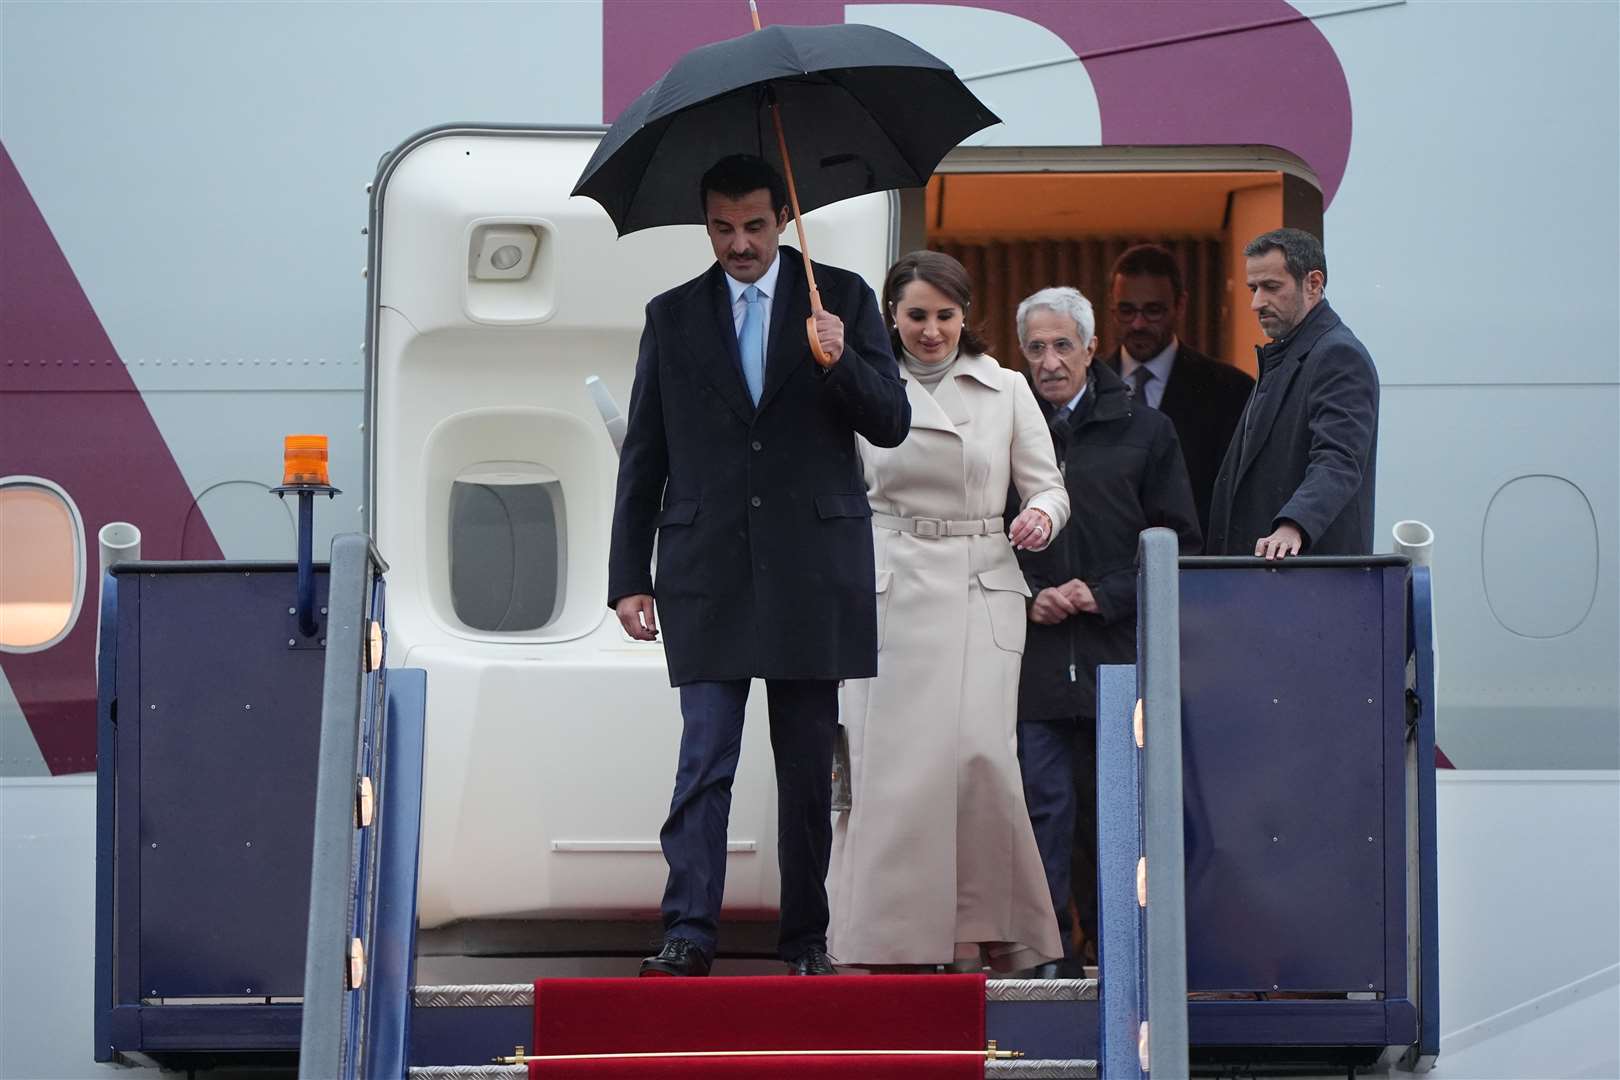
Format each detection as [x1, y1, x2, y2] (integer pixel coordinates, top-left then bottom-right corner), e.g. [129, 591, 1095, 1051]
[1009, 286, 1200, 972]
[1101, 243, 1254, 539]
[1207, 228, 1379, 558]
[607, 155, 910, 977]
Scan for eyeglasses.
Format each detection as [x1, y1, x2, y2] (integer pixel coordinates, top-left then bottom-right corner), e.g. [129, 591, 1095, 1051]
[1022, 339, 1080, 359]
[1114, 302, 1171, 322]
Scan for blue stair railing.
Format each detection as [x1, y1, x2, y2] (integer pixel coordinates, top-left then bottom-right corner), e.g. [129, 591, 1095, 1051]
[1098, 528, 1190, 1078]
[1100, 537, 1441, 1077]
[1404, 564, 1440, 1071]
[299, 533, 427, 1079]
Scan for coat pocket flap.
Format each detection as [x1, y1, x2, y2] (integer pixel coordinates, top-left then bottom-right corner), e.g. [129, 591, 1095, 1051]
[875, 570, 893, 593]
[814, 493, 874, 520]
[654, 499, 699, 527]
[976, 566, 1032, 597]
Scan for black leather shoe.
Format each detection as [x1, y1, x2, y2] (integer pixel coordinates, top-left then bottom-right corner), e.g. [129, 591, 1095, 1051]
[639, 938, 711, 977]
[787, 945, 838, 975]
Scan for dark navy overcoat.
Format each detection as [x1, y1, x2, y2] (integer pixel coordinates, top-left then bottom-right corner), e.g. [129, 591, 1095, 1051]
[1207, 301, 1379, 556]
[607, 248, 910, 685]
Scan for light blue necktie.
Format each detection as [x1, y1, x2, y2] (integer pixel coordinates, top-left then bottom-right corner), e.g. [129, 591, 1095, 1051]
[739, 284, 765, 405]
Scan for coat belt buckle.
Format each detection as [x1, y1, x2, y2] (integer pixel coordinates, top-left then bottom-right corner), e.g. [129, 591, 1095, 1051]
[913, 516, 943, 539]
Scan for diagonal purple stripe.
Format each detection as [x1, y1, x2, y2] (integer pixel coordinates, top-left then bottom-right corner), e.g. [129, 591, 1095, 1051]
[1, 140, 221, 774]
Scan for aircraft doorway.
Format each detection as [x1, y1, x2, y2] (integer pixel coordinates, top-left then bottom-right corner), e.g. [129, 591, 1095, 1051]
[910, 152, 1325, 381]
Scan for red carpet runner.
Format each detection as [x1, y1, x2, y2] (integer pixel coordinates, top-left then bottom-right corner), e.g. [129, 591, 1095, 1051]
[529, 975, 986, 1078]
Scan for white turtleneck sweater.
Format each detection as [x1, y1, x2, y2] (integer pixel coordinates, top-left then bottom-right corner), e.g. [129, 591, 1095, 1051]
[901, 347, 961, 393]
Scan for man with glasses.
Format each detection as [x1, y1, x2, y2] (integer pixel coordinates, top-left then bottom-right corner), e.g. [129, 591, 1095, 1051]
[1103, 244, 1254, 539]
[1009, 286, 1200, 973]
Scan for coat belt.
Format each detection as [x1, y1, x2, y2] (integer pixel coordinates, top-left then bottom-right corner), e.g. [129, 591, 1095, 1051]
[871, 512, 1003, 539]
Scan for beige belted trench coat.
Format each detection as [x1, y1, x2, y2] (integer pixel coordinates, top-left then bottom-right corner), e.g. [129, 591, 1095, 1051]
[828, 351, 1069, 969]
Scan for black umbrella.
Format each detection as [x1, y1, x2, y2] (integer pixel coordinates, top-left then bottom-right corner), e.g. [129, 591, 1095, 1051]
[573, 6, 998, 359]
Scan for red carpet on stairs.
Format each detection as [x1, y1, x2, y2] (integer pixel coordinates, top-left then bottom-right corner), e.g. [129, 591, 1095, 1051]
[529, 975, 986, 1078]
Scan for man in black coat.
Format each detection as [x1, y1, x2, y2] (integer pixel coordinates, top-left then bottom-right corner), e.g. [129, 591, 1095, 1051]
[1009, 286, 1200, 971]
[1101, 244, 1254, 539]
[607, 155, 910, 976]
[1207, 228, 1379, 558]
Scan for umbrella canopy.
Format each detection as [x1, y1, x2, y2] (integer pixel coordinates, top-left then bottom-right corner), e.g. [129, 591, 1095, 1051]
[573, 22, 999, 236]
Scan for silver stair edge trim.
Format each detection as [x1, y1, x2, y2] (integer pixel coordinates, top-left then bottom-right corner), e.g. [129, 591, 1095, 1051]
[414, 983, 534, 1008]
[416, 978, 1098, 1008]
[410, 1062, 1097, 1079]
[985, 978, 1098, 1002]
[988, 1060, 1099, 1078]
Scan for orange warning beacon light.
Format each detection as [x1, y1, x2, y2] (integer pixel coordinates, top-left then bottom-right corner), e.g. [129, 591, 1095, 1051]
[282, 434, 330, 487]
[272, 434, 341, 639]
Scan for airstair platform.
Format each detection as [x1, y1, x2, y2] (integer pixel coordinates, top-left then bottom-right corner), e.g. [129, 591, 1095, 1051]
[93, 531, 1438, 1078]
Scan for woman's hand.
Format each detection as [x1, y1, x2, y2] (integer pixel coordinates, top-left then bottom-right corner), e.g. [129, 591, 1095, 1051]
[1009, 507, 1054, 551]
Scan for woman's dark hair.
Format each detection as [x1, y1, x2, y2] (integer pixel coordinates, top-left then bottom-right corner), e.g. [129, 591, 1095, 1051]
[881, 250, 990, 357]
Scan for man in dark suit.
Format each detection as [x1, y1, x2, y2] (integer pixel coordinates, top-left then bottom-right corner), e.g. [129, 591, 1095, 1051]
[608, 155, 910, 977]
[1010, 286, 1201, 973]
[1207, 228, 1378, 558]
[1102, 244, 1253, 540]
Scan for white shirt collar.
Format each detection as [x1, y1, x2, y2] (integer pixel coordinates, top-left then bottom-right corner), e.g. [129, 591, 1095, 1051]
[1120, 336, 1180, 382]
[724, 249, 782, 306]
[1061, 383, 1086, 414]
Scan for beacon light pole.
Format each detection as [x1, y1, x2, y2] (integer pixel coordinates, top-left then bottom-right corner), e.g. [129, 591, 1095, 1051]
[270, 434, 340, 639]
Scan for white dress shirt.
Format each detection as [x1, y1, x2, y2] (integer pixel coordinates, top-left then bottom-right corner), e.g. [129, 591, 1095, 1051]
[1119, 337, 1179, 410]
[1059, 383, 1087, 417]
[725, 250, 782, 338]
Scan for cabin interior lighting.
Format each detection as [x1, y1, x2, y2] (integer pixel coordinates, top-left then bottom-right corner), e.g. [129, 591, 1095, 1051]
[471, 225, 538, 281]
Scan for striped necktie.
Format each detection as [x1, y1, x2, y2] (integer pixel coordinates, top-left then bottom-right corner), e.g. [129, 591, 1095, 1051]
[1128, 365, 1154, 404]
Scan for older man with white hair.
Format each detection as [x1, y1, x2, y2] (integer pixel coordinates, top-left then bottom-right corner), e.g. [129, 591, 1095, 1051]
[1009, 285, 1201, 973]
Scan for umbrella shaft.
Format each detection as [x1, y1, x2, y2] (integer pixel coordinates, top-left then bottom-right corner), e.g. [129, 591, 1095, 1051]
[753, 0, 825, 367]
[769, 101, 821, 312]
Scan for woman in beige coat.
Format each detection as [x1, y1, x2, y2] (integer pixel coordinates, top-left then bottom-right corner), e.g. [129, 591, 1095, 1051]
[828, 251, 1069, 971]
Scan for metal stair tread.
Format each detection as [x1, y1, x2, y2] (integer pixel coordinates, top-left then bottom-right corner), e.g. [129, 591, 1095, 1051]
[411, 978, 1098, 1008]
[408, 1061, 1098, 1079]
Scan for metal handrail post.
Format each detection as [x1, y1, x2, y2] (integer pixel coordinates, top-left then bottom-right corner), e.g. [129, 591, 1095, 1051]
[1138, 527, 1189, 1076]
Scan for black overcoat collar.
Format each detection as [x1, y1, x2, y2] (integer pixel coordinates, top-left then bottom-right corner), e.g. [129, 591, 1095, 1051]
[677, 247, 811, 425]
[1043, 362, 1131, 436]
[1235, 300, 1342, 482]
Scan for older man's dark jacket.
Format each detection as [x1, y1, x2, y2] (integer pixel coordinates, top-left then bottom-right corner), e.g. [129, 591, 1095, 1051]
[1012, 363, 1201, 722]
[607, 248, 910, 685]
[1206, 300, 1378, 556]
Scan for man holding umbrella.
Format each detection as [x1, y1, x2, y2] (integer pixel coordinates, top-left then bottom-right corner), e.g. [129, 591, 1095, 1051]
[607, 153, 911, 976]
[585, 11, 996, 977]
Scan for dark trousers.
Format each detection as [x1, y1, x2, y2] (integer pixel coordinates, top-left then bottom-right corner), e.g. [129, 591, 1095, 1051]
[660, 678, 838, 961]
[1017, 714, 1099, 956]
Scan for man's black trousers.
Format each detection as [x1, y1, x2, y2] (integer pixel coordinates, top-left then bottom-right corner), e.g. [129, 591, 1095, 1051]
[659, 678, 837, 962]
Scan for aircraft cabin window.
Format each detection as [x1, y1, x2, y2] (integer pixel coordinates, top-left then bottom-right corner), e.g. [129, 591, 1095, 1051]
[0, 478, 86, 652]
[449, 464, 566, 633]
